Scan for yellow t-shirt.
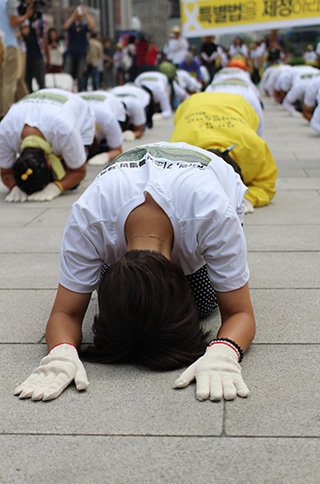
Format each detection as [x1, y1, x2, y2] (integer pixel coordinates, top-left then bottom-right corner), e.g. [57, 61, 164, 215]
[170, 92, 277, 207]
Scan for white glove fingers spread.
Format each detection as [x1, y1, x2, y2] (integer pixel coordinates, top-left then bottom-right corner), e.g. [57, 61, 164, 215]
[174, 342, 249, 401]
[195, 372, 210, 401]
[27, 183, 61, 201]
[5, 186, 27, 202]
[14, 344, 89, 401]
[14, 371, 47, 398]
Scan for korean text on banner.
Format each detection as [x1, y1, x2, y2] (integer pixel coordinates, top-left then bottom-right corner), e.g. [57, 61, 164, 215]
[180, 0, 320, 37]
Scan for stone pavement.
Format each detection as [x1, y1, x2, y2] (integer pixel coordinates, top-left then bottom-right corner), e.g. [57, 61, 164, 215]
[0, 98, 319, 484]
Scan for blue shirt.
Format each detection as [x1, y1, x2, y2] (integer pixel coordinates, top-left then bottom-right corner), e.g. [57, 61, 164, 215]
[178, 58, 202, 81]
[0, 0, 19, 48]
[66, 21, 89, 56]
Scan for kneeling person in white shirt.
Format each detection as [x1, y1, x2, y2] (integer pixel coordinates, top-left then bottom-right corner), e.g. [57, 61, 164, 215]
[0, 88, 95, 202]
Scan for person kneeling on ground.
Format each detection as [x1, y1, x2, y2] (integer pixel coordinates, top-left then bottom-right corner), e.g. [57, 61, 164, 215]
[170, 92, 278, 213]
[78, 90, 124, 166]
[14, 141, 255, 402]
[0, 88, 95, 202]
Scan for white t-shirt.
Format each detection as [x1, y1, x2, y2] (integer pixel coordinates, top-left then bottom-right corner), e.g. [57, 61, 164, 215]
[303, 75, 320, 107]
[78, 91, 123, 147]
[110, 84, 151, 109]
[135, 71, 172, 117]
[229, 44, 248, 58]
[135, 71, 168, 91]
[278, 65, 317, 93]
[263, 65, 291, 97]
[0, 88, 95, 169]
[164, 36, 189, 65]
[59, 142, 249, 294]
[212, 67, 260, 98]
[282, 70, 319, 112]
[110, 85, 149, 127]
[310, 90, 320, 133]
[79, 91, 126, 122]
[177, 69, 202, 92]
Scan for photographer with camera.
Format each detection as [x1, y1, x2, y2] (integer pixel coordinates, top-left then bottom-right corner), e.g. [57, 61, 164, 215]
[0, 0, 33, 118]
[63, 6, 95, 92]
[21, 0, 48, 93]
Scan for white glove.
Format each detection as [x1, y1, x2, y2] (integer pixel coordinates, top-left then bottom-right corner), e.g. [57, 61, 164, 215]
[152, 113, 163, 120]
[87, 152, 110, 166]
[244, 198, 254, 214]
[14, 343, 89, 401]
[174, 342, 249, 401]
[5, 185, 27, 203]
[27, 182, 61, 201]
[122, 130, 136, 141]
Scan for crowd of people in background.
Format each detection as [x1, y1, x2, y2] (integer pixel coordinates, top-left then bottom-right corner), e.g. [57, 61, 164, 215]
[1, 1, 320, 120]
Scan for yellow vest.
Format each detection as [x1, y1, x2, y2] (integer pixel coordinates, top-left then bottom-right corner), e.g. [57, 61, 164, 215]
[170, 92, 277, 207]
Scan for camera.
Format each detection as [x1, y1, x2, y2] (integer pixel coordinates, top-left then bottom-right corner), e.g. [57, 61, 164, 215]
[18, 0, 46, 20]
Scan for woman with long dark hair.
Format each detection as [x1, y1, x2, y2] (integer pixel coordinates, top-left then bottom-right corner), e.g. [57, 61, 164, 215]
[14, 142, 255, 402]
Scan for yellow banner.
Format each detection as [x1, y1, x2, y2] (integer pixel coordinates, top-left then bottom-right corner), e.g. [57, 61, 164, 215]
[180, 0, 320, 37]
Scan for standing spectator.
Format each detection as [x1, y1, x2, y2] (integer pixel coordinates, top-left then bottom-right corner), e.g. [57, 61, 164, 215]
[47, 27, 63, 73]
[229, 36, 248, 63]
[134, 32, 148, 75]
[146, 37, 159, 69]
[163, 25, 189, 67]
[303, 45, 317, 66]
[103, 38, 114, 88]
[113, 42, 125, 86]
[200, 36, 218, 82]
[315, 37, 320, 68]
[22, 2, 49, 93]
[15, 27, 29, 101]
[0, 0, 33, 117]
[126, 34, 136, 82]
[63, 6, 95, 92]
[83, 32, 103, 91]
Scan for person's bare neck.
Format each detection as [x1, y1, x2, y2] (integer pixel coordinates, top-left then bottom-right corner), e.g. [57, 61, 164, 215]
[125, 193, 173, 259]
[21, 124, 45, 140]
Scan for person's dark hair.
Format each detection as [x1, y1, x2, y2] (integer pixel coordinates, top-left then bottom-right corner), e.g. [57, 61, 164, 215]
[80, 250, 209, 370]
[207, 148, 243, 181]
[48, 28, 58, 44]
[13, 147, 50, 195]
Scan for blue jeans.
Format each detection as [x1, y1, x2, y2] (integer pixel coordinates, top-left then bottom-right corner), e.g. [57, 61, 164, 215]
[83, 66, 99, 91]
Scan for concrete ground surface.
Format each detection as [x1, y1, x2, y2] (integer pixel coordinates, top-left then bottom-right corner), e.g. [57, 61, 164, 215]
[0, 97, 319, 484]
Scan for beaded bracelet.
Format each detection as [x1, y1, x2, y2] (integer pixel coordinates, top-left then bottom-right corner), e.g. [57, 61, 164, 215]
[207, 337, 244, 362]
